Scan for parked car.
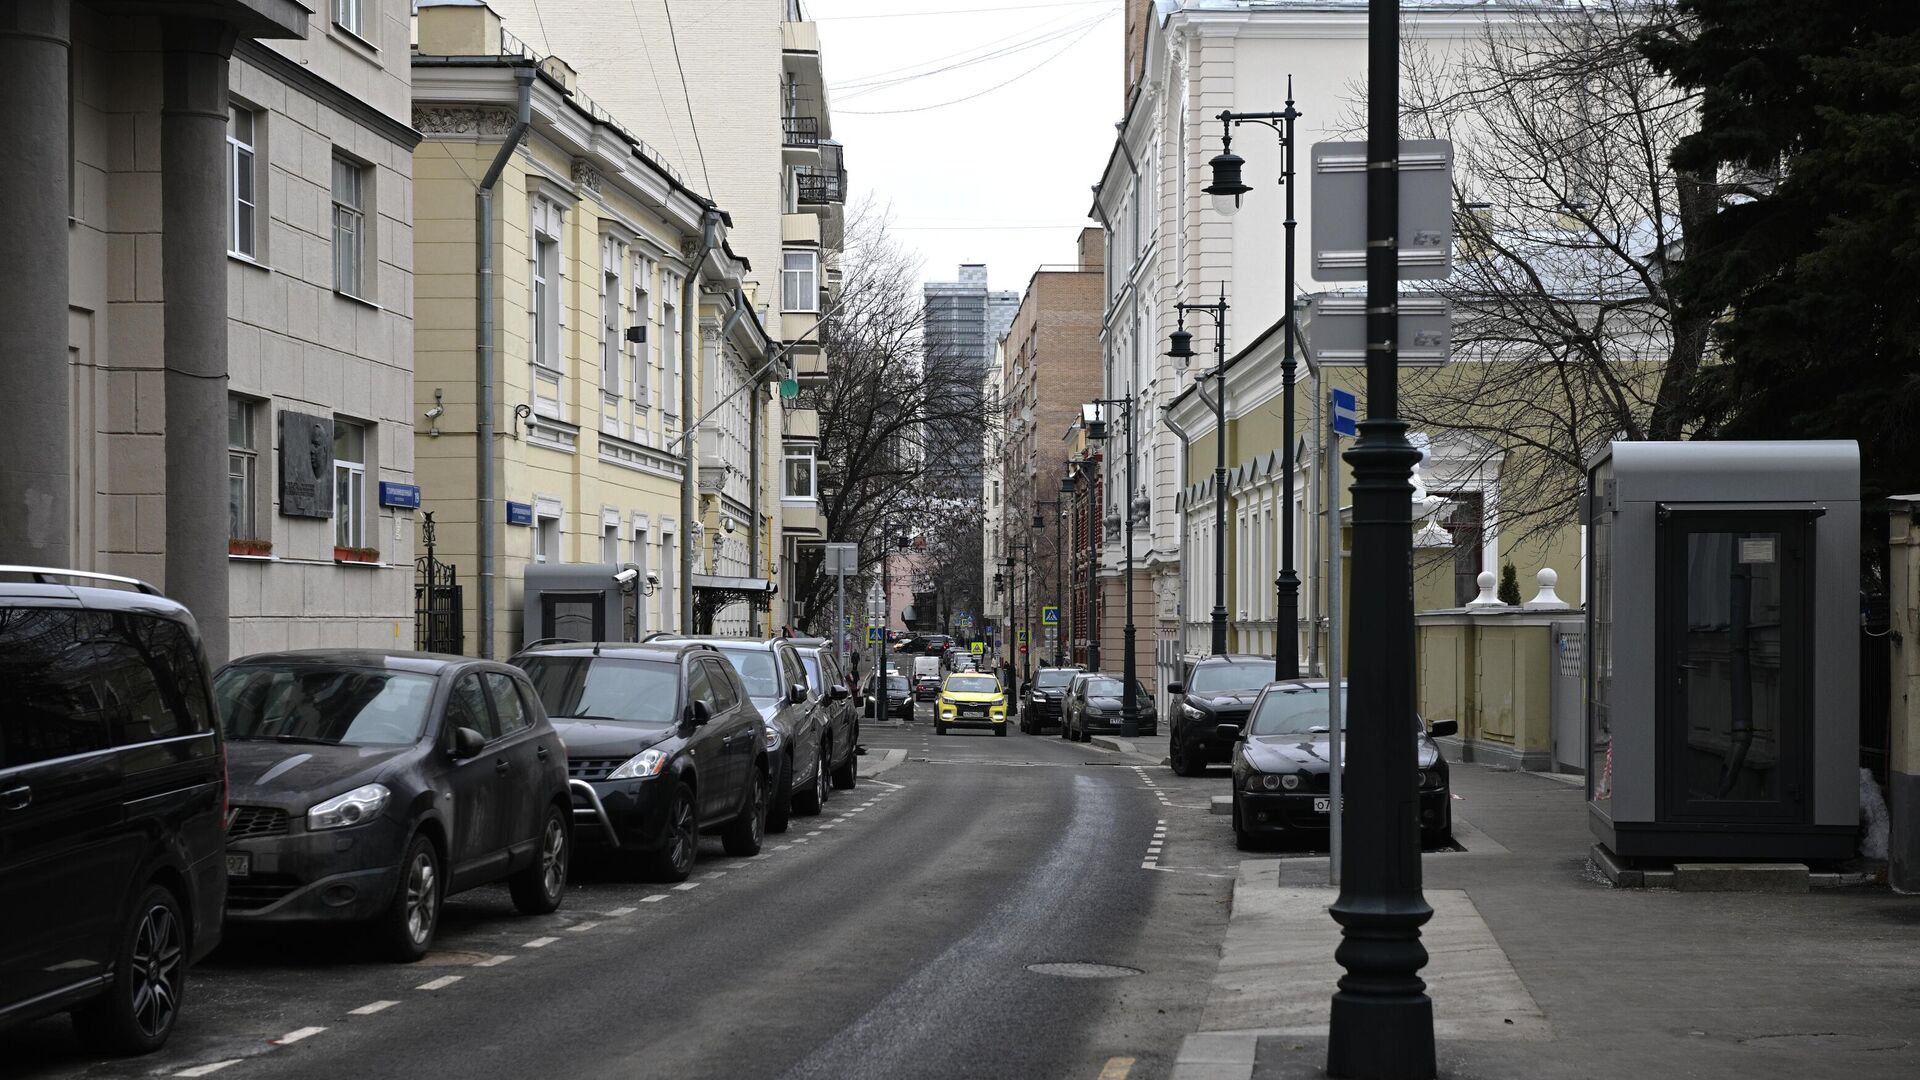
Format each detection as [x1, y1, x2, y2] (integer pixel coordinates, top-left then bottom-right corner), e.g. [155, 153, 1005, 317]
[1166, 655, 1274, 775]
[1228, 680, 1456, 851]
[934, 672, 1009, 736]
[0, 568, 224, 1054]
[1020, 666, 1083, 733]
[1062, 673, 1158, 741]
[912, 654, 943, 700]
[652, 636, 828, 832]
[788, 639, 860, 790]
[215, 650, 571, 961]
[512, 640, 768, 882]
[867, 673, 915, 720]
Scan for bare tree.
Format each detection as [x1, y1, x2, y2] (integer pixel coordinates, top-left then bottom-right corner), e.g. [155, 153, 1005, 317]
[789, 201, 999, 630]
[1385, 0, 1712, 549]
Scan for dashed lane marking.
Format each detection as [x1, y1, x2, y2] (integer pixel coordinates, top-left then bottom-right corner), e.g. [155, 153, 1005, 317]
[641, 894, 668, 903]
[348, 1001, 398, 1016]
[174, 1062, 243, 1077]
[415, 975, 463, 991]
[672, 882, 700, 891]
[605, 906, 637, 916]
[274, 1027, 325, 1045]
[475, 955, 512, 967]
[568, 922, 600, 933]
[1099, 1057, 1137, 1080]
[773, 844, 794, 850]
[522, 937, 559, 949]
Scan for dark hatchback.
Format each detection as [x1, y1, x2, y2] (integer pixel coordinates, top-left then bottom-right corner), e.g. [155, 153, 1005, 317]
[0, 569, 225, 1055]
[215, 651, 572, 961]
[1020, 666, 1082, 733]
[1061, 673, 1158, 741]
[1229, 680, 1457, 850]
[1167, 655, 1273, 775]
[788, 639, 859, 791]
[513, 641, 768, 882]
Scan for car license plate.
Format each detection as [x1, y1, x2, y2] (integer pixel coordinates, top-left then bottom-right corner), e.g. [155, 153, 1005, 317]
[226, 852, 251, 878]
[1313, 797, 1332, 813]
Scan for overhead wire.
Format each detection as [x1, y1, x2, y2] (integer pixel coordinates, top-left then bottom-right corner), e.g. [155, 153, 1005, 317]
[630, 0, 692, 173]
[660, 0, 715, 197]
[837, 9, 1111, 115]
[830, 7, 1111, 97]
[815, 0, 1110, 20]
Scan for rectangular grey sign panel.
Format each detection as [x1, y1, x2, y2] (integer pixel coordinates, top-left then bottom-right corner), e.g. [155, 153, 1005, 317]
[1311, 139, 1454, 281]
[1300, 294, 1452, 367]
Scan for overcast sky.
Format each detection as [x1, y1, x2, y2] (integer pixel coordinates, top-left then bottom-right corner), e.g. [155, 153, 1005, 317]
[810, 0, 1125, 294]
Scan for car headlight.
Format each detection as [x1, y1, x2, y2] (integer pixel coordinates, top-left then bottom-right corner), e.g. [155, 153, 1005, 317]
[1419, 768, 1444, 791]
[1281, 773, 1302, 790]
[307, 783, 389, 831]
[1245, 773, 1284, 793]
[762, 726, 784, 751]
[1182, 703, 1205, 720]
[605, 747, 670, 780]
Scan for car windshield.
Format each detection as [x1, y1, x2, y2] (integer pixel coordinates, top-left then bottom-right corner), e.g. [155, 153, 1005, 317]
[1085, 677, 1150, 699]
[216, 666, 435, 747]
[716, 649, 782, 700]
[886, 676, 909, 691]
[1248, 688, 1346, 736]
[946, 675, 999, 694]
[1035, 670, 1077, 689]
[1188, 661, 1272, 694]
[516, 656, 678, 724]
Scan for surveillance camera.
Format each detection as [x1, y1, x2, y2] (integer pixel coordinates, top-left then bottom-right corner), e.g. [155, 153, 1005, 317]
[613, 567, 639, 586]
[646, 571, 661, 588]
[424, 405, 445, 420]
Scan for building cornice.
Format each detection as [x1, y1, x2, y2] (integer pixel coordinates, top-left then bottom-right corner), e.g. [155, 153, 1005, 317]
[237, 39, 421, 149]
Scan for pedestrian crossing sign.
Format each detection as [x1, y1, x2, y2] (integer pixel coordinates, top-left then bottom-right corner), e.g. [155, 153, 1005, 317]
[867, 627, 882, 644]
[1041, 605, 1059, 627]
[970, 641, 985, 655]
[1016, 628, 1028, 644]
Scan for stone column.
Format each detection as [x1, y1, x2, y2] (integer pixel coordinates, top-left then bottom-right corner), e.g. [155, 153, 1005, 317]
[162, 21, 235, 661]
[0, 1, 71, 566]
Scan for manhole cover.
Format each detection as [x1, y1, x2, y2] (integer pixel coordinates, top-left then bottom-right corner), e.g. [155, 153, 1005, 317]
[1026, 962, 1143, 979]
[1741, 1033, 1908, 1052]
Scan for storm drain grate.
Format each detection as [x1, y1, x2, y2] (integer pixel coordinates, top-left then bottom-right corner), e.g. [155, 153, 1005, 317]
[1025, 962, 1143, 979]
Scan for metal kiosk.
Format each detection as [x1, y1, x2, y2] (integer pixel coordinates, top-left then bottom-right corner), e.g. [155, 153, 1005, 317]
[522, 563, 643, 645]
[1585, 441, 1859, 861]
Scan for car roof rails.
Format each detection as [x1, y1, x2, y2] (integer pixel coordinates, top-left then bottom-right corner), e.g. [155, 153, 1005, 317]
[0, 565, 163, 596]
[522, 637, 581, 649]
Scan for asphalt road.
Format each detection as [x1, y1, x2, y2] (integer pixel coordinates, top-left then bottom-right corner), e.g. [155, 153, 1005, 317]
[4, 705, 1237, 1080]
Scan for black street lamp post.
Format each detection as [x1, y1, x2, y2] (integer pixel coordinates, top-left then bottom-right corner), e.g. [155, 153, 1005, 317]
[1083, 398, 1141, 739]
[1205, 80, 1303, 680]
[1032, 498, 1064, 665]
[1323, 2, 1436, 1076]
[1170, 287, 1231, 657]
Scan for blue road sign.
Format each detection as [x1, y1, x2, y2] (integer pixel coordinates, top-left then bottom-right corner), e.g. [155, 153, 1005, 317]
[1331, 388, 1359, 437]
[868, 626, 883, 644]
[1041, 605, 1059, 626]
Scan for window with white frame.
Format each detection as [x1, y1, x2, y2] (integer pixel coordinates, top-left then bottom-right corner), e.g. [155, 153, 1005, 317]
[530, 198, 563, 417]
[783, 443, 816, 500]
[602, 522, 620, 563]
[661, 281, 678, 419]
[228, 106, 258, 259]
[535, 509, 561, 565]
[333, 418, 368, 549]
[631, 254, 652, 409]
[331, 154, 368, 297]
[227, 395, 258, 540]
[601, 236, 624, 400]
[782, 249, 819, 313]
[334, 0, 363, 38]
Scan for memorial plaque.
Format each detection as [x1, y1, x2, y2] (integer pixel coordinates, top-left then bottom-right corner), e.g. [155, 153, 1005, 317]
[278, 410, 334, 519]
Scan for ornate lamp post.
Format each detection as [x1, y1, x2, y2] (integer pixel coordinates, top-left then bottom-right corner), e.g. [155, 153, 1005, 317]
[1082, 398, 1142, 738]
[1169, 286, 1231, 657]
[1204, 80, 1304, 680]
[1061, 457, 1100, 670]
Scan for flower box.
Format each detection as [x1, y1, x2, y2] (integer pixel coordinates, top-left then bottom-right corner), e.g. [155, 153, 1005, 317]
[229, 538, 273, 557]
[334, 545, 381, 564]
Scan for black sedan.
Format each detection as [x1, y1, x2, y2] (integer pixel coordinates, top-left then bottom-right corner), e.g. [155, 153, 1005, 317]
[513, 641, 768, 882]
[1019, 666, 1081, 734]
[1061, 673, 1158, 741]
[869, 673, 915, 720]
[215, 651, 573, 961]
[1167, 655, 1273, 775]
[1229, 680, 1457, 851]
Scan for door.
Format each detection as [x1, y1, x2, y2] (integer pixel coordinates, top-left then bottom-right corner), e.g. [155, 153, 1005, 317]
[699, 659, 751, 823]
[1658, 511, 1812, 824]
[681, 662, 728, 825]
[1550, 622, 1585, 773]
[483, 672, 547, 867]
[442, 674, 509, 883]
[541, 593, 605, 643]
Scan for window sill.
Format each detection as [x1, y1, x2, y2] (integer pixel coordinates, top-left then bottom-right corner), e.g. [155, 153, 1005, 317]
[330, 20, 381, 60]
[333, 558, 388, 569]
[334, 289, 382, 311]
[227, 553, 276, 563]
[229, 251, 268, 271]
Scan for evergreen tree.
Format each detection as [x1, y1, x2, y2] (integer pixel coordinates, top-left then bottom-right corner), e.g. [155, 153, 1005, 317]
[1640, 2, 1920, 496]
[1497, 563, 1523, 607]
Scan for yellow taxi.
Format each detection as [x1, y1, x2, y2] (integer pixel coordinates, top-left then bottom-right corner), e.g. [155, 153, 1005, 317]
[934, 672, 1009, 737]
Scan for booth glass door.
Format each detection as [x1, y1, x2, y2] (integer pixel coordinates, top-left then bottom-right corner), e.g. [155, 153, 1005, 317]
[1659, 512, 1810, 823]
[542, 593, 606, 643]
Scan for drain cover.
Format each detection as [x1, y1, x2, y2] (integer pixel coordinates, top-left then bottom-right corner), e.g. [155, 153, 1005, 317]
[1026, 962, 1143, 979]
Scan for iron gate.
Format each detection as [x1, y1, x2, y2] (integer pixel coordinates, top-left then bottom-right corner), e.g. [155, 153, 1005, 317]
[415, 512, 465, 654]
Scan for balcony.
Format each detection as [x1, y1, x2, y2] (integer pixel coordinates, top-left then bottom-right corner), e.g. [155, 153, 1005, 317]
[782, 113, 821, 164]
[797, 166, 845, 206]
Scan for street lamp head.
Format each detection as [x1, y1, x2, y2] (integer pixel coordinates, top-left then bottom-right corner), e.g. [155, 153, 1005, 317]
[1081, 402, 1109, 441]
[1205, 147, 1250, 217]
[1031, 512, 1045, 531]
[1059, 472, 1077, 495]
[1167, 325, 1196, 361]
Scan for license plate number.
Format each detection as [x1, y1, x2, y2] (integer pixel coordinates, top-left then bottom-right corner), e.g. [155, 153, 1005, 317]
[1313, 797, 1332, 813]
[226, 853, 251, 878]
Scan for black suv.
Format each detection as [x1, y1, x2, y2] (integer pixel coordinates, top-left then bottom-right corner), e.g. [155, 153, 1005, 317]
[0, 568, 224, 1054]
[788, 639, 860, 791]
[651, 636, 827, 833]
[215, 651, 572, 960]
[1019, 666, 1083, 733]
[514, 641, 768, 882]
[1167, 655, 1275, 775]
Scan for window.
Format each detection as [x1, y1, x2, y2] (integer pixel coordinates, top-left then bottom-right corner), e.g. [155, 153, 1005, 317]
[535, 510, 560, 565]
[1440, 491, 1486, 606]
[445, 674, 500, 742]
[228, 106, 258, 259]
[661, 287, 678, 418]
[484, 673, 531, 734]
[331, 154, 367, 297]
[782, 443, 816, 500]
[334, 0, 363, 38]
[601, 237, 623, 399]
[631, 255, 652, 408]
[228, 396, 258, 540]
[702, 659, 740, 711]
[530, 199, 562, 417]
[333, 418, 367, 549]
[782, 249, 819, 312]
[602, 523, 619, 563]
[0, 610, 213, 767]
[659, 531, 676, 631]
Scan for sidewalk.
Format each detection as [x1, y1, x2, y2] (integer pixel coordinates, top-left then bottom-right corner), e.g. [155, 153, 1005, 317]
[1174, 762, 1920, 1079]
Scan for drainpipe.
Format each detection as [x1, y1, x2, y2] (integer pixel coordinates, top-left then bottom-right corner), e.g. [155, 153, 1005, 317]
[1164, 410, 1193, 674]
[474, 69, 534, 659]
[747, 353, 763, 634]
[680, 209, 723, 632]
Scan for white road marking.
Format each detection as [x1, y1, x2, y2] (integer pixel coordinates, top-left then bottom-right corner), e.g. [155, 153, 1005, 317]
[475, 955, 513, 967]
[274, 1026, 326, 1045]
[522, 937, 559, 949]
[866, 779, 904, 790]
[774, 844, 794, 850]
[702, 870, 728, 878]
[673, 882, 700, 891]
[416, 975, 463, 990]
[641, 894, 668, 903]
[348, 1000, 399, 1016]
[1141, 861, 1158, 870]
[821, 823, 839, 829]
[793, 837, 812, 843]
[174, 1062, 243, 1077]
[605, 906, 637, 916]
[568, 922, 600, 932]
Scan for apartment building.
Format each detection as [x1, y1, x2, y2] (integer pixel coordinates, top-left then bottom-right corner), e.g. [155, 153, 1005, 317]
[0, 0, 418, 661]
[412, 2, 773, 657]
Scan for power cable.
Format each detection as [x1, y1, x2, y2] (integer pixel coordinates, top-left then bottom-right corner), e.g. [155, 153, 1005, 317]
[630, 0, 692, 173]
[660, 0, 715, 198]
[838, 11, 1109, 115]
[816, 1, 1109, 20]
[830, 8, 1109, 95]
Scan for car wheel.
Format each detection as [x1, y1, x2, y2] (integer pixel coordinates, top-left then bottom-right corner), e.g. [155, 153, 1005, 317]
[831, 738, 858, 790]
[644, 781, 699, 882]
[508, 803, 570, 915]
[1423, 802, 1454, 849]
[766, 756, 793, 834]
[71, 883, 186, 1054]
[935, 721, 947, 736]
[379, 834, 443, 962]
[721, 769, 767, 856]
[1169, 728, 1206, 777]
[1059, 716, 1071, 739]
[994, 724, 1007, 737]
[793, 747, 827, 815]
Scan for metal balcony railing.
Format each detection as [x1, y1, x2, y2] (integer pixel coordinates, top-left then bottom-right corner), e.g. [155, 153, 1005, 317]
[782, 114, 821, 149]
[797, 166, 846, 205]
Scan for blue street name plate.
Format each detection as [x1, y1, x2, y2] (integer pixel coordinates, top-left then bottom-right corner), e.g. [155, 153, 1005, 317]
[379, 482, 421, 510]
[506, 501, 534, 526]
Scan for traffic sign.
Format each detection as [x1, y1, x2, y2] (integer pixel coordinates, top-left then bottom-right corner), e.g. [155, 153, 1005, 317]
[1331, 389, 1358, 437]
[867, 627, 882, 644]
[970, 641, 985, 656]
[1041, 605, 1059, 627]
[1310, 139, 1454, 281]
[1016, 628, 1028, 644]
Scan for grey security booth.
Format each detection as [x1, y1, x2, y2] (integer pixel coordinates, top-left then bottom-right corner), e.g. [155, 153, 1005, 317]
[522, 563, 647, 645]
[1585, 441, 1859, 861]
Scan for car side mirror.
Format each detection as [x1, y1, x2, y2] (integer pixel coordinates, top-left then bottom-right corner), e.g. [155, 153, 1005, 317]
[1217, 723, 1244, 743]
[1167, 682, 1185, 695]
[789, 682, 809, 706]
[451, 726, 486, 759]
[1429, 719, 1458, 738]
[830, 685, 850, 701]
[685, 700, 712, 728]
